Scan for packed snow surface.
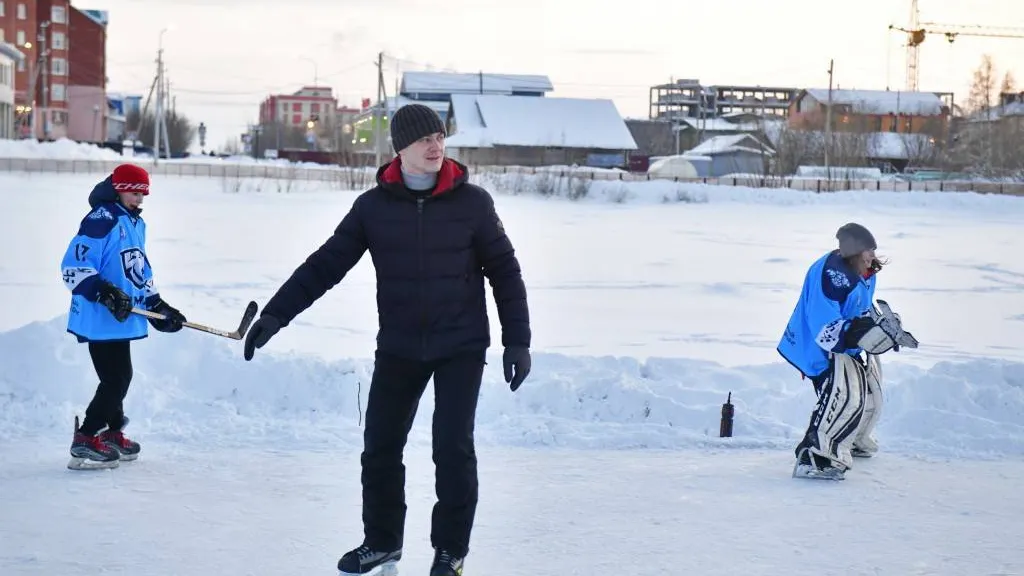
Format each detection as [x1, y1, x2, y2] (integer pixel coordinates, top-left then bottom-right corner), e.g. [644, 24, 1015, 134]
[1, 170, 1023, 575]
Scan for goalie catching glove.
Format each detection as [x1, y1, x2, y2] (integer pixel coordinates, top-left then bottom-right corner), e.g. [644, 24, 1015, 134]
[844, 299, 919, 355]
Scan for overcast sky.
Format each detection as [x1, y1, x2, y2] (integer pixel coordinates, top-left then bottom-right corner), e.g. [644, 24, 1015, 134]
[79, 0, 1024, 153]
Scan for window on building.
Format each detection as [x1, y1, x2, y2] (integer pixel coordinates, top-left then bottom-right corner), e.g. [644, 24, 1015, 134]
[51, 32, 66, 50]
[51, 58, 66, 76]
[0, 2, 5, 17]
[52, 5, 67, 24]
[17, 3, 25, 19]
[292, 114, 301, 125]
[292, 102, 301, 112]
[16, 30, 25, 46]
[51, 83, 66, 101]
[0, 27, 4, 42]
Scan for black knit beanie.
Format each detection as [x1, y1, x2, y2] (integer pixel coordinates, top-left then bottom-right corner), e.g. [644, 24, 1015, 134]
[836, 223, 877, 257]
[390, 104, 446, 153]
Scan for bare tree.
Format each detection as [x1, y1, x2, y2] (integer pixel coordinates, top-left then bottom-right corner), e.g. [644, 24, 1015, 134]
[126, 109, 196, 156]
[967, 54, 998, 117]
[1001, 71, 1017, 96]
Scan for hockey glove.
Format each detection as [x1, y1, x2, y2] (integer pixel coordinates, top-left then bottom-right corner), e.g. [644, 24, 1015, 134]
[145, 296, 187, 332]
[97, 281, 132, 322]
[243, 314, 282, 361]
[503, 346, 532, 392]
[845, 301, 919, 355]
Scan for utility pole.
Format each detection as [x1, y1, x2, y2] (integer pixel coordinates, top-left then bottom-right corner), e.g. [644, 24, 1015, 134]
[374, 51, 384, 166]
[39, 21, 50, 140]
[479, 70, 483, 94]
[153, 39, 170, 163]
[825, 58, 834, 182]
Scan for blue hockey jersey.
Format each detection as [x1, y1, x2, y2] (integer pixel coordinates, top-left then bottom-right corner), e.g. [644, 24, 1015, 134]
[777, 250, 877, 379]
[60, 177, 158, 342]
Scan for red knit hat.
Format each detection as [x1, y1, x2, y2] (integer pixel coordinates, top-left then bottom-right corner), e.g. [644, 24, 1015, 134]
[111, 164, 150, 195]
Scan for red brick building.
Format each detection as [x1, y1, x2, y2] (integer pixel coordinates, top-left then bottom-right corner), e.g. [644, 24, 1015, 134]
[260, 86, 339, 129]
[0, 0, 72, 138]
[65, 5, 105, 141]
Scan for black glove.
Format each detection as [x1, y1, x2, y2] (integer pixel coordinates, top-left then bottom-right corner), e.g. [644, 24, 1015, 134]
[503, 346, 531, 392]
[243, 315, 282, 361]
[842, 316, 877, 349]
[97, 281, 132, 322]
[147, 297, 186, 332]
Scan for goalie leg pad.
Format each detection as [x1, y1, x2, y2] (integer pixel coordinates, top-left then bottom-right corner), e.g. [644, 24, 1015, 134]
[806, 354, 867, 470]
[852, 354, 883, 456]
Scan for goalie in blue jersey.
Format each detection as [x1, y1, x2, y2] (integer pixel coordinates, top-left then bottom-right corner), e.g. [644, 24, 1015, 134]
[777, 223, 918, 481]
[59, 164, 187, 470]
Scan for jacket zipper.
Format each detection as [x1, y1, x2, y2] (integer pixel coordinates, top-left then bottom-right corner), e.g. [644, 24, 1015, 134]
[417, 198, 426, 357]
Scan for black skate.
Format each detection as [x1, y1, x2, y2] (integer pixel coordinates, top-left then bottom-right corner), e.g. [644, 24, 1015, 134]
[68, 417, 120, 470]
[430, 549, 464, 576]
[337, 544, 401, 575]
[100, 417, 140, 461]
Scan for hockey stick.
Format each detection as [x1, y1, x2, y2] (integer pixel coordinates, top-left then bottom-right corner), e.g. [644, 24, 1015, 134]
[131, 300, 259, 340]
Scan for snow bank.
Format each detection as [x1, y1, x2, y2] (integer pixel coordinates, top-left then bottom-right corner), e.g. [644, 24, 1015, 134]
[0, 137, 125, 160]
[4, 315, 1023, 458]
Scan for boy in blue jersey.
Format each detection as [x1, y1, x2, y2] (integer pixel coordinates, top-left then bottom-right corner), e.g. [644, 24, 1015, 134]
[778, 223, 888, 480]
[60, 164, 187, 470]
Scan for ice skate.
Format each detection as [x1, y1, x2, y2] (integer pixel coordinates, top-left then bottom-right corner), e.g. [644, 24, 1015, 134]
[429, 549, 464, 576]
[851, 446, 875, 458]
[100, 417, 140, 462]
[337, 544, 401, 576]
[792, 448, 845, 481]
[68, 417, 120, 470]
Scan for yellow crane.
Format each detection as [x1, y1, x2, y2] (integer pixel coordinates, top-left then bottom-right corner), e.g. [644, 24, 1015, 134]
[889, 0, 1024, 91]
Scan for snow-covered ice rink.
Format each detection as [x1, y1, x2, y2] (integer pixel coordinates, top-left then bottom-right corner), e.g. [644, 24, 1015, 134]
[2, 169, 1023, 575]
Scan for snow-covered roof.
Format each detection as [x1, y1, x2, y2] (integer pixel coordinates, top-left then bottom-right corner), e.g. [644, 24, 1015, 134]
[446, 94, 637, 150]
[401, 71, 553, 95]
[802, 89, 947, 116]
[965, 101, 1024, 123]
[686, 134, 773, 156]
[867, 132, 934, 159]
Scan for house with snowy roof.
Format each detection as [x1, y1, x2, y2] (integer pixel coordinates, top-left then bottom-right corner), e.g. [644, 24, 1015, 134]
[788, 88, 951, 138]
[444, 94, 638, 168]
[351, 71, 554, 158]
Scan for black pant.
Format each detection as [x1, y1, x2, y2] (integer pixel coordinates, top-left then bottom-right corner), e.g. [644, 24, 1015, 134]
[361, 349, 486, 558]
[80, 340, 133, 436]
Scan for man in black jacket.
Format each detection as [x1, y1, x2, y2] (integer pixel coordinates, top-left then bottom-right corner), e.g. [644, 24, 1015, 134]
[243, 103, 532, 576]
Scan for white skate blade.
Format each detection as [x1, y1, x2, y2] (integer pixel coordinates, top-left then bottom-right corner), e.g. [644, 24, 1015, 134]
[339, 562, 399, 576]
[67, 456, 119, 471]
[793, 462, 845, 481]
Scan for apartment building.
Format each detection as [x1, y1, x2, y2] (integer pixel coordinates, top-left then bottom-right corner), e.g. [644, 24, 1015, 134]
[0, 40, 25, 138]
[0, 0, 72, 138]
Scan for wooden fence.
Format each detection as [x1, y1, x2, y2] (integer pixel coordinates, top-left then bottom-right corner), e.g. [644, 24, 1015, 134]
[1, 157, 1022, 196]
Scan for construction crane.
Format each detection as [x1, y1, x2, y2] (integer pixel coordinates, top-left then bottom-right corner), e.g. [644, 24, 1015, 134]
[889, 0, 1024, 91]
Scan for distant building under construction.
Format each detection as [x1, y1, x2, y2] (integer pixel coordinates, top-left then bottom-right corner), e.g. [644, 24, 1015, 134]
[649, 79, 798, 121]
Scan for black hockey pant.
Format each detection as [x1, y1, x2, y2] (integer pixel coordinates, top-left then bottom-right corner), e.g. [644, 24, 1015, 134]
[361, 349, 486, 558]
[80, 340, 133, 436]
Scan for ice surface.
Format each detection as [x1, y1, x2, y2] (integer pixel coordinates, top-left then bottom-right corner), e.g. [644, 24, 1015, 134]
[1, 169, 1023, 575]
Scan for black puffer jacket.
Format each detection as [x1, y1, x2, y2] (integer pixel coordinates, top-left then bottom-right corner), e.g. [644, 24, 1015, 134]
[262, 157, 530, 361]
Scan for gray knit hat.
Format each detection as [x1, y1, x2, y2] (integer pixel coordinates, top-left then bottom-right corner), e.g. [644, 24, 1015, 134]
[390, 104, 446, 153]
[836, 223, 877, 257]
